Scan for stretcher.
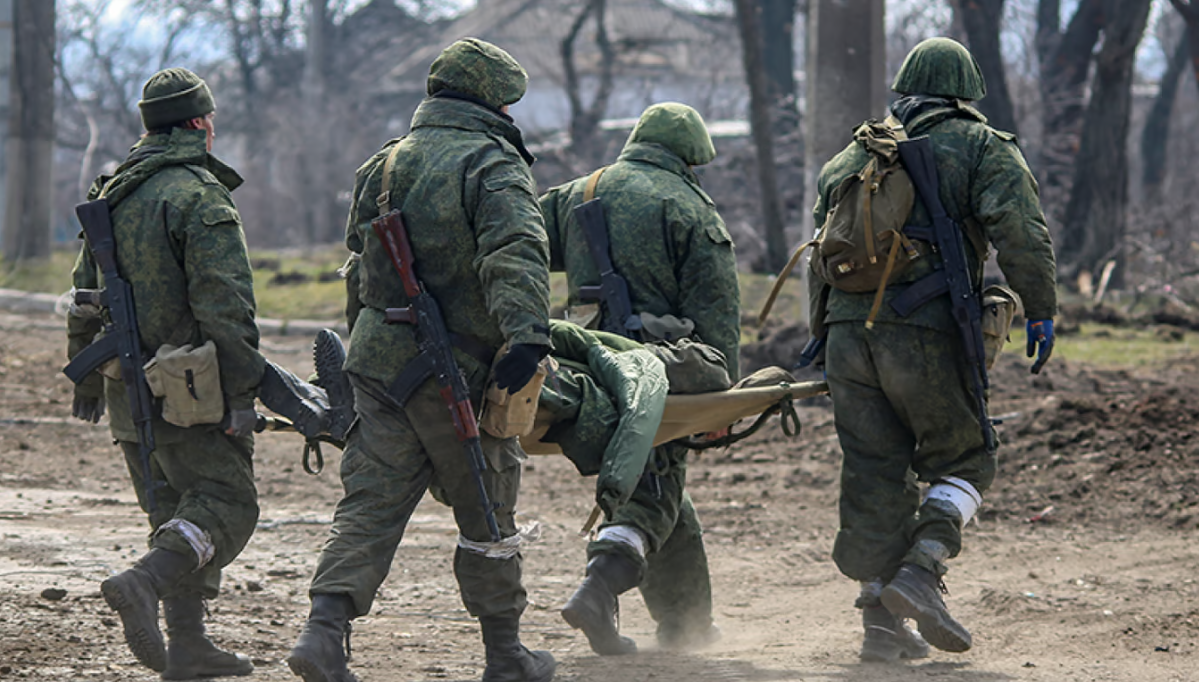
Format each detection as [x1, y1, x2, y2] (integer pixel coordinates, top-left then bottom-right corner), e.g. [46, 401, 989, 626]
[521, 379, 829, 456]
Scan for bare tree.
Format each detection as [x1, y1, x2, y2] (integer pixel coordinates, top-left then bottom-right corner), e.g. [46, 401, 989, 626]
[1142, 25, 1191, 197]
[561, 0, 616, 167]
[1167, 1, 1199, 87]
[958, 0, 1019, 135]
[1058, 0, 1154, 286]
[4, 0, 56, 262]
[760, 0, 804, 222]
[1035, 0, 1102, 220]
[735, 0, 787, 273]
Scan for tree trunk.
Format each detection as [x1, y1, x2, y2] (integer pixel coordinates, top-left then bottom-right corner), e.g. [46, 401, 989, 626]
[1141, 28, 1190, 196]
[1037, 0, 1102, 221]
[735, 0, 788, 274]
[1167, 1, 1199, 90]
[1058, 0, 1153, 287]
[304, 0, 334, 244]
[561, 0, 615, 168]
[3, 0, 55, 262]
[760, 0, 804, 221]
[959, 0, 1018, 135]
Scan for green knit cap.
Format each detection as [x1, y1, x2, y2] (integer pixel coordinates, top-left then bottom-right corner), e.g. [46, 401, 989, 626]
[427, 38, 528, 109]
[138, 67, 215, 131]
[625, 102, 716, 166]
[892, 37, 987, 101]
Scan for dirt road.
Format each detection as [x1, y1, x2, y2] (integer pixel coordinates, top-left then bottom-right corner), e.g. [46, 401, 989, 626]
[2, 311, 1196, 681]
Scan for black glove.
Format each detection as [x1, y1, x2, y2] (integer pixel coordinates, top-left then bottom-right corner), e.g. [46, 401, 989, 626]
[222, 408, 258, 438]
[493, 344, 549, 395]
[71, 393, 105, 424]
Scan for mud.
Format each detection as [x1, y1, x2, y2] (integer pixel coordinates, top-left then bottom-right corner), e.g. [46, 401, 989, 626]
[1, 310, 1196, 681]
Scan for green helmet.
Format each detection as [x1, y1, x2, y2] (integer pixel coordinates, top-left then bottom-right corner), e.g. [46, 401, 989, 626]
[892, 37, 986, 101]
[427, 38, 528, 109]
[138, 67, 215, 131]
[625, 102, 716, 166]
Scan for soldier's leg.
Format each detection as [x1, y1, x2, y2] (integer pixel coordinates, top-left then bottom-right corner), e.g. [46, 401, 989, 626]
[826, 322, 928, 661]
[290, 375, 434, 682]
[564, 445, 687, 655]
[825, 322, 922, 584]
[864, 324, 990, 653]
[106, 432, 257, 672]
[639, 456, 717, 650]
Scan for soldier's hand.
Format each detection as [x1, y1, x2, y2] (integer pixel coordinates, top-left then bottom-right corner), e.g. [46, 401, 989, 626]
[222, 408, 258, 438]
[71, 394, 105, 424]
[493, 344, 549, 395]
[1026, 319, 1055, 375]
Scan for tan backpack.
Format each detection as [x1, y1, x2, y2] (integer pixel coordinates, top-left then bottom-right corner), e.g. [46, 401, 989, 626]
[759, 116, 921, 328]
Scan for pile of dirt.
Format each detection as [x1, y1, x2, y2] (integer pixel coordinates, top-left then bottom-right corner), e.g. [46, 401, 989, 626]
[985, 355, 1199, 530]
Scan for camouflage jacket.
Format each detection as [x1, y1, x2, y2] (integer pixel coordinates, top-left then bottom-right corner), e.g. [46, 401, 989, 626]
[540, 142, 741, 381]
[814, 98, 1058, 330]
[344, 96, 551, 386]
[68, 128, 263, 443]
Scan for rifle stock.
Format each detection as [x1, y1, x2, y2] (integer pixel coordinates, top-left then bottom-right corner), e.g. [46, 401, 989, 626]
[573, 199, 642, 338]
[371, 209, 502, 542]
[897, 137, 994, 451]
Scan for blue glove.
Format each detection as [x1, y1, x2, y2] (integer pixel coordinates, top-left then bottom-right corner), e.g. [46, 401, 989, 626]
[1025, 319, 1054, 375]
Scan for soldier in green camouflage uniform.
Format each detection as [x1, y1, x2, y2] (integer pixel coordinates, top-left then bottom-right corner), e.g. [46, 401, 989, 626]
[812, 38, 1058, 659]
[539, 103, 740, 654]
[67, 68, 262, 679]
[287, 39, 555, 682]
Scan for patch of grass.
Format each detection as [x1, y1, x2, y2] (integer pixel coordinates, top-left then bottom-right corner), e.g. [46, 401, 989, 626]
[0, 249, 78, 294]
[1053, 323, 1195, 368]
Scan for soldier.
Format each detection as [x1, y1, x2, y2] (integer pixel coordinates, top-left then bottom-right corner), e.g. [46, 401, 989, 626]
[286, 39, 555, 682]
[539, 102, 740, 653]
[812, 38, 1057, 659]
[67, 68, 263, 678]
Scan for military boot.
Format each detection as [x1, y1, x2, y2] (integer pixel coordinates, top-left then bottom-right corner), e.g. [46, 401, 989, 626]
[880, 564, 972, 653]
[100, 548, 196, 672]
[313, 329, 355, 442]
[859, 605, 931, 662]
[479, 614, 556, 682]
[561, 553, 640, 656]
[162, 594, 254, 679]
[287, 593, 359, 682]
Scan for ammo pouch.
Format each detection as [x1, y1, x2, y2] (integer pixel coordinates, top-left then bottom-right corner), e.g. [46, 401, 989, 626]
[143, 340, 225, 427]
[981, 285, 1021, 371]
[480, 347, 554, 439]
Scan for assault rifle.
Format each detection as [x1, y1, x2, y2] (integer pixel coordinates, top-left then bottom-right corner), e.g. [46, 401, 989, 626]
[574, 199, 643, 339]
[63, 200, 162, 510]
[371, 212, 501, 542]
[896, 136, 994, 451]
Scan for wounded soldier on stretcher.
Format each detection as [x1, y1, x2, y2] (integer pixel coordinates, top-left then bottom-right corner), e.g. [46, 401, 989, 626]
[259, 319, 825, 517]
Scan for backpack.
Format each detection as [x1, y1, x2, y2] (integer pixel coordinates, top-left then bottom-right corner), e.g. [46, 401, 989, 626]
[758, 115, 921, 328]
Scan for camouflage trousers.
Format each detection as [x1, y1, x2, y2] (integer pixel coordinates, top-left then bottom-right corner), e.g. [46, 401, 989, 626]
[120, 429, 259, 599]
[825, 321, 996, 582]
[590, 442, 713, 638]
[309, 373, 528, 619]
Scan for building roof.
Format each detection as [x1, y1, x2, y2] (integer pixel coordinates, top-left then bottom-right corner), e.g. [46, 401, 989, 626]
[382, 0, 740, 95]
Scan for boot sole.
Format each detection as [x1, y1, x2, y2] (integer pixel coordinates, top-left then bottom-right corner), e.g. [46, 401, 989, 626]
[164, 662, 254, 680]
[881, 584, 971, 653]
[101, 578, 167, 672]
[288, 654, 332, 682]
[561, 603, 637, 656]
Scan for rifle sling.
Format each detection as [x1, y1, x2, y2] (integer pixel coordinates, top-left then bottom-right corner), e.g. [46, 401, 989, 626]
[583, 166, 608, 203]
[386, 333, 496, 408]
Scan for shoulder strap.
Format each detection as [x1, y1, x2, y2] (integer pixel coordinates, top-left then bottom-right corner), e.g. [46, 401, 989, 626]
[375, 141, 405, 218]
[583, 166, 608, 203]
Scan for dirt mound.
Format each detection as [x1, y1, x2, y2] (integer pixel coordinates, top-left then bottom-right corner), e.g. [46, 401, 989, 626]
[984, 355, 1199, 530]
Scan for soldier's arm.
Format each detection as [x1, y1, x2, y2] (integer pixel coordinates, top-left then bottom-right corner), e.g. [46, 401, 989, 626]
[181, 188, 265, 412]
[973, 133, 1058, 321]
[537, 186, 568, 272]
[472, 156, 552, 348]
[674, 202, 741, 381]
